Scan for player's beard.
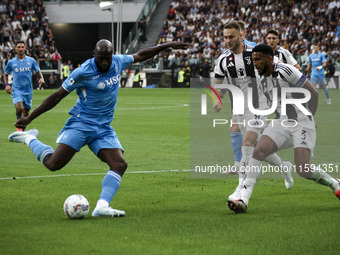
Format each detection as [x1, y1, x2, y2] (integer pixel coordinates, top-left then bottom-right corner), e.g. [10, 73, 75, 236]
[258, 62, 268, 76]
[17, 52, 25, 59]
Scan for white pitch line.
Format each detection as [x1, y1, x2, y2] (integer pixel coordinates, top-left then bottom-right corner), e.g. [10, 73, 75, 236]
[1, 162, 339, 181]
[0, 169, 191, 181]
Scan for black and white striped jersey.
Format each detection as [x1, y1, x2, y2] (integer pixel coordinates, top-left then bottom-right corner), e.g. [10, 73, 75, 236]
[214, 45, 268, 112]
[273, 46, 298, 66]
[259, 63, 311, 121]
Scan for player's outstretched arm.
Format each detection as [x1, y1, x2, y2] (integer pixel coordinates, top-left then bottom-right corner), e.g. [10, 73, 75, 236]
[15, 87, 69, 128]
[302, 80, 319, 116]
[213, 77, 225, 112]
[36, 70, 45, 86]
[132, 42, 188, 63]
[306, 63, 312, 77]
[294, 63, 302, 72]
[4, 74, 13, 94]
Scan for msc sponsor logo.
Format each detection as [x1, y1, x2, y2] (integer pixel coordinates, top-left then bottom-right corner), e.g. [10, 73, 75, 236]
[15, 67, 32, 72]
[97, 75, 120, 89]
[68, 74, 120, 89]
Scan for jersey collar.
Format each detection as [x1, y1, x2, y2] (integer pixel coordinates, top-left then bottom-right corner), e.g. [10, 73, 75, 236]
[15, 55, 26, 61]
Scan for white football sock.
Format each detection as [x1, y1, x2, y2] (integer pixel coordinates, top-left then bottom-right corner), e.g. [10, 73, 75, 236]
[241, 158, 262, 205]
[238, 146, 254, 187]
[25, 135, 37, 146]
[265, 153, 282, 166]
[234, 161, 240, 172]
[310, 168, 339, 192]
[95, 199, 109, 209]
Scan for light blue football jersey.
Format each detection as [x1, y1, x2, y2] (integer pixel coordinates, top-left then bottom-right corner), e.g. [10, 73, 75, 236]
[62, 54, 134, 125]
[309, 52, 326, 77]
[5, 56, 40, 95]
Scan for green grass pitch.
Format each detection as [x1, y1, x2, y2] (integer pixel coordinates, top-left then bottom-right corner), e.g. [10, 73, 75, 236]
[0, 88, 339, 254]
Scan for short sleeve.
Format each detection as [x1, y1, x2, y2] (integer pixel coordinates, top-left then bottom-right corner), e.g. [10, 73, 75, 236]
[5, 60, 12, 75]
[62, 68, 83, 93]
[114, 55, 134, 74]
[32, 59, 40, 73]
[284, 51, 298, 66]
[214, 56, 226, 77]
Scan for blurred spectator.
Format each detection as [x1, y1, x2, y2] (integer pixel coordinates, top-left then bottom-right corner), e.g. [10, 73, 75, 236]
[0, 74, 4, 90]
[51, 49, 61, 69]
[184, 61, 191, 87]
[152, 0, 339, 76]
[120, 67, 130, 88]
[48, 71, 58, 88]
[62, 61, 70, 81]
[177, 66, 185, 87]
[299, 47, 309, 73]
[132, 69, 143, 88]
[325, 60, 335, 79]
[0, 23, 3, 45]
[67, 60, 73, 72]
[200, 58, 211, 78]
[138, 15, 147, 43]
[167, 5, 176, 20]
[12, 29, 21, 44]
[3, 21, 11, 43]
[17, 6, 24, 20]
[33, 32, 43, 47]
[0, 0, 61, 77]
[12, 16, 21, 31]
[3, 41, 11, 56]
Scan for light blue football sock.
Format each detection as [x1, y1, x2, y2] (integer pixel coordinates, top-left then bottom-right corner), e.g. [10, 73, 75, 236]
[230, 131, 242, 163]
[324, 88, 330, 99]
[99, 170, 122, 204]
[28, 139, 54, 162]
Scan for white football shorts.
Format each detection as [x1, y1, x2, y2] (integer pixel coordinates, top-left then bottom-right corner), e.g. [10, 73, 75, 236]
[262, 117, 316, 155]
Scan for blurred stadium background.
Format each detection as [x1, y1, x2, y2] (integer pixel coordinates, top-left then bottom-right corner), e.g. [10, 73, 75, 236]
[0, 0, 339, 89]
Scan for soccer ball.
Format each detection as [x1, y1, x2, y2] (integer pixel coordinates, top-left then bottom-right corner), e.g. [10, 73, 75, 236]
[63, 194, 90, 219]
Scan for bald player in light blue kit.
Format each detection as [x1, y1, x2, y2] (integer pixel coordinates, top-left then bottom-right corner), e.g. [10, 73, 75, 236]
[8, 39, 187, 218]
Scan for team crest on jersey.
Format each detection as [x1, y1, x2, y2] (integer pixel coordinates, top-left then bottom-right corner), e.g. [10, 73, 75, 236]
[262, 81, 269, 93]
[245, 56, 252, 65]
[15, 68, 19, 72]
[98, 82, 105, 89]
[237, 68, 245, 76]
